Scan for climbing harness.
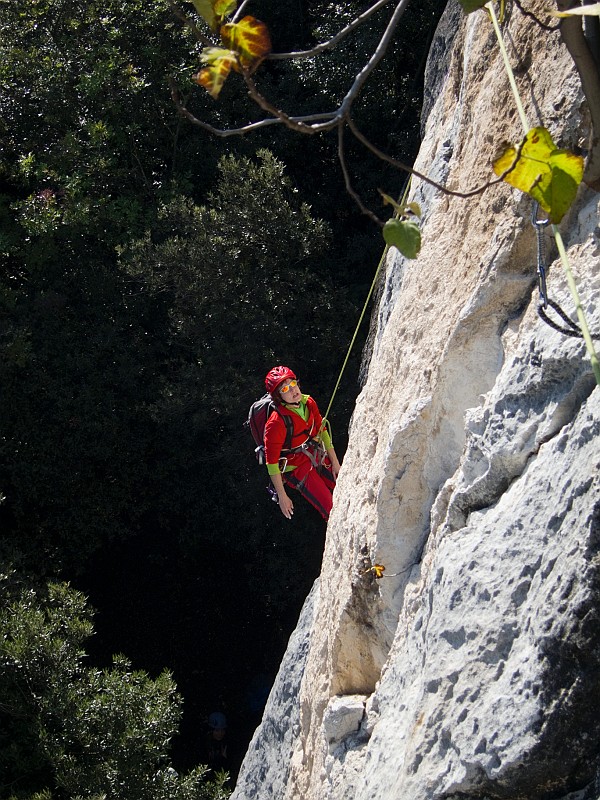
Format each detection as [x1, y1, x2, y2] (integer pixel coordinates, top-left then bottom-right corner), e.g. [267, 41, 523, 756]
[532, 202, 600, 340]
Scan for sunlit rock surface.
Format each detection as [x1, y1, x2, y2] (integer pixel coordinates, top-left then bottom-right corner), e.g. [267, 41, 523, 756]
[231, 1, 600, 797]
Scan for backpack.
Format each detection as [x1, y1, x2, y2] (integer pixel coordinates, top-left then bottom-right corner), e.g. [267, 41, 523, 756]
[245, 394, 294, 465]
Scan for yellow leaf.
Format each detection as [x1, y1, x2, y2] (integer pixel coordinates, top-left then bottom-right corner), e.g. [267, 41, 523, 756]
[372, 564, 386, 579]
[221, 16, 272, 70]
[493, 127, 583, 224]
[193, 47, 238, 98]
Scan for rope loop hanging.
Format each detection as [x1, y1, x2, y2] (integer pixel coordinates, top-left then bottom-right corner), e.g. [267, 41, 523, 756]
[531, 202, 600, 341]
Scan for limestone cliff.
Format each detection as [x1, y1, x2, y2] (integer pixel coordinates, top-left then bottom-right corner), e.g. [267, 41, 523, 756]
[232, 2, 600, 798]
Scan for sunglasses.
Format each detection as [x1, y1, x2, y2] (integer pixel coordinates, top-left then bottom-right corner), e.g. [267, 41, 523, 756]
[279, 380, 298, 394]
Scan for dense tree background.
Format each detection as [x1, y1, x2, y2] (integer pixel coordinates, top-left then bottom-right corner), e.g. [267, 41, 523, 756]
[0, 0, 444, 796]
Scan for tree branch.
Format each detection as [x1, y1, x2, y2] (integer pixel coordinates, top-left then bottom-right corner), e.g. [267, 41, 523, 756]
[347, 118, 504, 198]
[168, 77, 336, 136]
[242, 71, 327, 133]
[170, 0, 414, 137]
[232, 0, 252, 23]
[557, 0, 600, 188]
[267, 0, 395, 60]
[339, 0, 412, 117]
[235, 0, 414, 134]
[337, 123, 385, 226]
[168, 1, 214, 46]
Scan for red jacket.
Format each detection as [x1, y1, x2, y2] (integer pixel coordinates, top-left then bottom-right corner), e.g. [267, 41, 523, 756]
[264, 395, 325, 472]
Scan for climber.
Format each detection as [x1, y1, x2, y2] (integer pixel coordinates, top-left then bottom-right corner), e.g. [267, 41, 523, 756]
[264, 366, 341, 520]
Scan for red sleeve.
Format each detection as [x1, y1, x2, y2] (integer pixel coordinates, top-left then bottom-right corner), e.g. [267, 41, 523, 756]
[264, 411, 287, 465]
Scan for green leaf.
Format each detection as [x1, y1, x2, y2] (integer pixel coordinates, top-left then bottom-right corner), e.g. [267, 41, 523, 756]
[191, 0, 217, 29]
[493, 126, 584, 224]
[221, 16, 272, 69]
[383, 218, 421, 259]
[458, 0, 488, 13]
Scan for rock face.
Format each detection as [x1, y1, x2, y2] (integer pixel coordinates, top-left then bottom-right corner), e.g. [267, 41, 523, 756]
[231, 1, 600, 798]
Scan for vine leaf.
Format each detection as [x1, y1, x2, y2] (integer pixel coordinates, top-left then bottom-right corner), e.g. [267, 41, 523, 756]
[492, 127, 584, 224]
[458, 0, 488, 13]
[383, 218, 421, 259]
[191, 0, 237, 32]
[221, 16, 272, 69]
[193, 47, 239, 98]
[458, 0, 507, 20]
[194, 16, 271, 98]
[380, 191, 421, 258]
[372, 564, 386, 579]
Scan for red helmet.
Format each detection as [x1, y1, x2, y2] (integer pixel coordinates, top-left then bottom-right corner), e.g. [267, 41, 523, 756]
[265, 365, 296, 395]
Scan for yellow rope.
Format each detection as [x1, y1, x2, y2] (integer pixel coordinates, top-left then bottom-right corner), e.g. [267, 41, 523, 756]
[323, 178, 412, 423]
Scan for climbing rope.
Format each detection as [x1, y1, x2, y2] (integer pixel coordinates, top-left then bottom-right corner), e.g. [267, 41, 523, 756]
[532, 202, 600, 340]
[322, 178, 412, 424]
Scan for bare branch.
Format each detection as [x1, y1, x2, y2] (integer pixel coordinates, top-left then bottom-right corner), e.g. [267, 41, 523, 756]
[168, 77, 337, 136]
[233, 0, 414, 137]
[347, 118, 504, 198]
[169, 0, 412, 137]
[339, 0, 412, 117]
[337, 123, 385, 226]
[512, 0, 560, 32]
[242, 71, 323, 133]
[557, 0, 600, 188]
[267, 0, 395, 60]
[168, 1, 214, 46]
[232, 0, 252, 23]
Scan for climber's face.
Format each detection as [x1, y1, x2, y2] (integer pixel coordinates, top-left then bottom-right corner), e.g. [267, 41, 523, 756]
[279, 378, 301, 404]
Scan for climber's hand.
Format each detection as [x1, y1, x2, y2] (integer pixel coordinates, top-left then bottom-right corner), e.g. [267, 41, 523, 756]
[278, 493, 294, 519]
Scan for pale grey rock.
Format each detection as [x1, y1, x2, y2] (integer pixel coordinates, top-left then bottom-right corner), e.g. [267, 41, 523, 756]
[322, 695, 367, 753]
[230, 580, 319, 800]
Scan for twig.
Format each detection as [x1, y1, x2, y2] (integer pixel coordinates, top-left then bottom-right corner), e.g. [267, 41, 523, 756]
[267, 0, 395, 60]
[337, 123, 385, 226]
[168, 1, 214, 46]
[242, 72, 325, 133]
[347, 118, 504, 198]
[168, 77, 335, 135]
[232, 0, 252, 24]
[242, 0, 415, 135]
[512, 0, 560, 32]
[339, 0, 412, 118]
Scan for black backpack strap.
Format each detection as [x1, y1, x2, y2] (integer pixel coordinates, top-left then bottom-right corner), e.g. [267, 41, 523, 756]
[282, 414, 294, 451]
[268, 404, 295, 453]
